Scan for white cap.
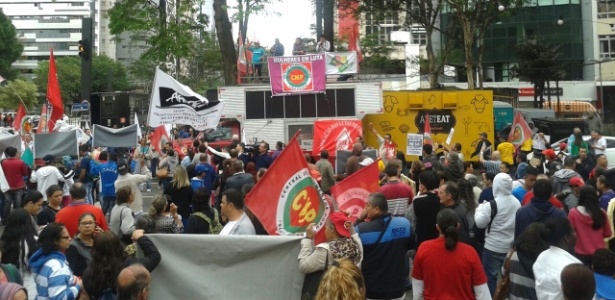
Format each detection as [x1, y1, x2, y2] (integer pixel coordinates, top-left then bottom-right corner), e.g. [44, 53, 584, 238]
[359, 157, 374, 166]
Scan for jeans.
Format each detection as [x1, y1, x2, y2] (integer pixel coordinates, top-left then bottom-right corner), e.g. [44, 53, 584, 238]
[102, 196, 116, 215]
[151, 158, 158, 178]
[482, 248, 508, 296]
[3, 189, 24, 221]
[84, 182, 94, 205]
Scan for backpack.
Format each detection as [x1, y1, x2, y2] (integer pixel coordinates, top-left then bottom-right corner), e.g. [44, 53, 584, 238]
[473, 200, 498, 246]
[194, 210, 223, 234]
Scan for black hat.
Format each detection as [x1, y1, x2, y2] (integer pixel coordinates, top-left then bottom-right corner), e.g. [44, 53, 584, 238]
[117, 160, 128, 175]
[43, 155, 55, 164]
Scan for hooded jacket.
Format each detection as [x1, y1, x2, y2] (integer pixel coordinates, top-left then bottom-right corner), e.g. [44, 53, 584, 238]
[29, 249, 80, 300]
[159, 154, 179, 177]
[345, 144, 366, 177]
[30, 165, 67, 201]
[551, 169, 581, 194]
[515, 196, 567, 239]
[475, 173, 521, 253]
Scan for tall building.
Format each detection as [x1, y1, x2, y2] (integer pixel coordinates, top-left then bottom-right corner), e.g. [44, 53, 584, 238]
[94, 0, 116, 59]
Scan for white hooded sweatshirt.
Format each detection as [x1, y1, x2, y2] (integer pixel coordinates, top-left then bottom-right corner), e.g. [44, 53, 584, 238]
[30, 165, 66, 201]
[474, 173, 521, 254]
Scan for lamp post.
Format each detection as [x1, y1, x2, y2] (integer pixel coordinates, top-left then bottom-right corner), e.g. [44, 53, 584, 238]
[590, 58, 612, 118]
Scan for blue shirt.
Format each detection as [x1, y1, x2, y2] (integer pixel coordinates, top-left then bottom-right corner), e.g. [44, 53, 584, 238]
[595, 273, 615, 300]
[250, 47, 265, 64]
[80, 156, 92, 184]
[512, 186, 528, 202]
[99, 160, 118, 197]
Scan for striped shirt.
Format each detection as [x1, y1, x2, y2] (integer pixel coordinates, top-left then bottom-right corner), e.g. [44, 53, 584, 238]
[33, 257, 80, 300]
[507, 252, 538, 300]
[379, 181, 414, 217]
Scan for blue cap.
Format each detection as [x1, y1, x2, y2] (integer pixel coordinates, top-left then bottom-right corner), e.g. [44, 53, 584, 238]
[195, 164, 207, 175]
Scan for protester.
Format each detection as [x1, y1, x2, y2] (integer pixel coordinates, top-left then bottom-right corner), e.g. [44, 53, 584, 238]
[576, 147, 595, 181]
[570, 131, 590, 157]
[0, 282, 27, 300]
[512, 165, 538, 202]
[22, 191, 44, 232]
[252, 142, 272, 170]
[30, 155, 66, 203]
[1, 147, 29, 221]
[77, 145, 96, 205]
[98, 151, 118, 216]
[505, 223, 550, 300]
[110, 186, 137, 245]
[568, 186, 611, 266]
[314, 258, 365, 300]
[470, 132, 492, 160]
[0, 241, 24, 285]
[38, 185, 63, 226]
[158, 146, 179, 190]
[412, 208, 490, 300]
[421, 144, 441, 171]
[0, 209, 38, 296]
[29, 223, 83, 299]
[219, 188, 256, 235]
[480, 150, 502, 174]
[496, 134, 515, 165]
[478, 172, 496, 203]
[408, 171, 441, 248]
[117, 264, 151, 300]
[560, 263, 596, 300]
[224, 160, 254, 192]
[55, 183, 108, 237]
[184, 189, 222, 234]
[65, 213, 99, 277]
[592, 248, 615, 300]
[148, 194, 182, 234]
[316, 34, 331, 53]
[248, 41, 265, 78]
[292, 37, 305, 55]
[379, 160, 414, 217]
[533, 218, 581, 300]
[355, 192, 412, 300]
[438, 182, 470, 243]
[115, 159, 152, 218]
[557, 177, 584, 213]
[515, 179, 567, 238]
[163, 166, 192, 226]
[133, 137, 153, 192]
[270, 38, 285, 56]
[315, 150, 335, 194]
[444, 151, 464, 183]
[597, 175, 615, 210]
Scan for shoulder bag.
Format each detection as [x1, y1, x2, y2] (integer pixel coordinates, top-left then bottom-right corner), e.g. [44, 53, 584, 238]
[493, 249, 515, 300]
[301, 249, 329, 300]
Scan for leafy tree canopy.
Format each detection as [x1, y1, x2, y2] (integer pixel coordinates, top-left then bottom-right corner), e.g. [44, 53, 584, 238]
[0, 79, 38, 110]
[0, 8, 24, 81]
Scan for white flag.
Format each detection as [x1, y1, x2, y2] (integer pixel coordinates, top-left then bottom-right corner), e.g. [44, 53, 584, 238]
[0, 75, 5, 83]
[135, 112, 142, 139]
[148, 68, 224, 131]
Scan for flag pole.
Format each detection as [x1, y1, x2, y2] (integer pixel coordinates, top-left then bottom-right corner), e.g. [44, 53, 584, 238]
[145, 67, 159, 129]
[5, 84, 30, 116]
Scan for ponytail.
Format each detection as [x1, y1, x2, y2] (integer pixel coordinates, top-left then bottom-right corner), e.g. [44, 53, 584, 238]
[444, 225, 459, 250]
[437, 208, 460, 251]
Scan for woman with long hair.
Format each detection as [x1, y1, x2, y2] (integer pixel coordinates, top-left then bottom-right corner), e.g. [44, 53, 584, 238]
[65, 213, 100, 277]
[0, 209, 38, 297]
[109, 186, 136, 245]
[163, 166, 192, 227]
[569, 186, 612, 265]
[412, 208, 489, 299]
[82, 230, 161, 299]
[149, 194, 182, 233]
[37, 185, 63, 226]
[185, 189, 221, 234]
[315, 258, 365, 300]
[29, 223, 83, 298]
[22, 191, 44, 232]
[0, 241, 24, 285]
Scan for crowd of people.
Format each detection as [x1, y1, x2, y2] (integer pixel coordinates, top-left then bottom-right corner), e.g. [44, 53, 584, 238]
[0, 122, 614, 300]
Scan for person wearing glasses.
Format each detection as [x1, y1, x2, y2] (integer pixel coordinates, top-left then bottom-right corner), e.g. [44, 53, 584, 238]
[29, 223, 83, 299]
[66, 213, 103, 277]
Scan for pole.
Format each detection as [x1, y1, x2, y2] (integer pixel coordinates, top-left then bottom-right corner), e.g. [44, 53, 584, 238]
[599, 60, 604, 118]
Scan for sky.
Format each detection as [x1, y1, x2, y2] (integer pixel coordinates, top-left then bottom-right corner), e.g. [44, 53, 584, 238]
[230, 0, 315, 51]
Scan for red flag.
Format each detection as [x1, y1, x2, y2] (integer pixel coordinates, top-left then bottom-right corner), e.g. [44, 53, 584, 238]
[348, 23, 363, 62]
[330, 160, 380, 221]
[312, 119, 363, 156]
[423, 113, 432, 145]
[245, 38, 253, 75]
[36, 104, 48, 134]
[508, 112, 533, 148]
[245, 133, 331, 236]
[237, 31, 248, 83]
[150, 126, 170, 154]
[13, 103, 26, 132]
[47, 48, 64, 132]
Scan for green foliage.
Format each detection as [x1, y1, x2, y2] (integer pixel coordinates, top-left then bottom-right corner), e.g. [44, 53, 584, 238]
[359, 34, 402, 74]
[34, 55, 129, 103]
[182, 32, 224, 93]
[0, 8, 24, 81]
[0, 79, 38, 110]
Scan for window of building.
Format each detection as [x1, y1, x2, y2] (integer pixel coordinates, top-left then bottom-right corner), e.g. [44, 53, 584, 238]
[598, 1, 615, 19]
[599, 35, 615, 58]
[245, 89, 356, 120]
[412, 33, 427, 45]
[71, 2, 84, 6]
[364, 1, 399, 45]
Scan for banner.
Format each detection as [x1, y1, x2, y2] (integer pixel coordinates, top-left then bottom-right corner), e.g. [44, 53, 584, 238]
[406, 133, 423, 156]
[150, 126, 170, 154]
[92, 124, 138, 148]
[508, 112, 533, 148]
[237, 30, 248, 83]
[13, 103, 26, 133]
[423, 113, 432, 145]
[33, 131, 78, 158]
[325, 52, 358, 74]
[46, 48, 64, 132]
[312, 119, 362, 156]
[245, 135, 331, 236]
[134, 113, 142, 139]
[0, 135, 21, 156]
[36, 103, 48, 134]
[147, 235, 304, 300]
[267, 54, 326, 96]
[334, 149, 378, 174]
[330, 160, 379, 221]
[148, 68, 225, 131]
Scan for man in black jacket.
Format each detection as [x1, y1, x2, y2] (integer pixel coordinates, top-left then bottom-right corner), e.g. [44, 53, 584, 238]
[471, 132, 492, 160]
[225, 160, 254, 192]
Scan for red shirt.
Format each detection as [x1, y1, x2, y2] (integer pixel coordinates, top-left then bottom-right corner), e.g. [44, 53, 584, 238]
[521, 191, 564, 209]
[412, 237, 487, 300]
[55, 202, 108, 237]
[379, 180, 414, 217]
[1, 158, 29, 190]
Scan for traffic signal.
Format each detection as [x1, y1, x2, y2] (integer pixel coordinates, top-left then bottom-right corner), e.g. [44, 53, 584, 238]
[78, 39, 89, 60]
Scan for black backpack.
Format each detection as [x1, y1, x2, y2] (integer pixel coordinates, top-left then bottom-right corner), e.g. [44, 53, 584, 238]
[473, 200, 498, 246]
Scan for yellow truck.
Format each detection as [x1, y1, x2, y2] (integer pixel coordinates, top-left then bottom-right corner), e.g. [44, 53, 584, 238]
[363, 90, 495, 161]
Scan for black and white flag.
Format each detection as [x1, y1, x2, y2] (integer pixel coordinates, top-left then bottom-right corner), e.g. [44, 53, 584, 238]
[147, 67, 224, 130]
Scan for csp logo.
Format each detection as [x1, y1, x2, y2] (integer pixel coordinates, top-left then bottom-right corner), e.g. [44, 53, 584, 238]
[277, 169, 330, 235]
[282, 63, 313, 91]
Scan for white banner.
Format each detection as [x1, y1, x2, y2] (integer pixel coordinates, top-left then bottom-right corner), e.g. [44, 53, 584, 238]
[325, 52, 358, 74]
[406, 133, 424, 156]
[147, 68, 225, 131]
[146, 234, 304, 300]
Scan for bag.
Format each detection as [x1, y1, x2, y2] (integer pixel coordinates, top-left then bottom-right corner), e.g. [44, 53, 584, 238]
[301, 250, 329, 300]
[473, 200, 498, 245]
[193, 210, 223, 234]
[0, 263, 22, 285]
[156, 167, 169, 179]
[118, 207, 135, 246]
[493, 250, 515, 300]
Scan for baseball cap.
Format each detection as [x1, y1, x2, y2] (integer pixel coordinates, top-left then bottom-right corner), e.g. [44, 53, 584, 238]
[359, 157, 374, 166]
[542, 149, 556, 159]
[117, 160, 128, 175]
[329, 212, 352, 238]
[195, 164, 207, 175]
[43, 155, 55, 164]
[559, 142, 567, 151]
[570, 177, 585, 187]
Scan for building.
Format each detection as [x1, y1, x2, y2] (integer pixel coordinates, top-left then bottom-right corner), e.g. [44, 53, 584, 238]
[94, 0, 116, 59]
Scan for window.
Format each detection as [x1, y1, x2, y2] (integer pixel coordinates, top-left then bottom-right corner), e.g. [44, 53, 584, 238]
[245, 89, 356, 119]
[412, 33, 427, 45]
[599, 35, 615, 58]
[363, 2, 400, 45]
[598, 1, 615, 19]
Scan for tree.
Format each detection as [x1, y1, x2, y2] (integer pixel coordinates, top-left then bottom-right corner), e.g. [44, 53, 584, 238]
[0, 79, 39, 110]
[0, 9, 24, 81]
[234, 0, 281, 44]
[358, 34, 400, 74]
[182, 32, 225, 93]
[34, 55, 130, 103]
[214, 0, 238, 85]
[510, 40, 563, 108]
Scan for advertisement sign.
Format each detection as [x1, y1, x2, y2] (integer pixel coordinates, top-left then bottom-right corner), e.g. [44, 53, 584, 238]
[312, 119, 363, 156]
[325, 52, 358, 74]
[414, 110, 456, 133]
[406, 133, 423, 156]
[267, 54, 326, 96]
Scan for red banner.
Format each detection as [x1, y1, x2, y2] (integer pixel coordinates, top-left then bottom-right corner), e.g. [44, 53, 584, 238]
[47, 48, 63, 132]
[36, 104, 48, 134]
[150, 126, 170, 154]
[312, 119, 363, 156]
[330, 160, 380, 221]
[13, 103, 26, 133]
[245, 134, 331, 236]
[423, 113, 432, 145]
[508, 112, 533, 148]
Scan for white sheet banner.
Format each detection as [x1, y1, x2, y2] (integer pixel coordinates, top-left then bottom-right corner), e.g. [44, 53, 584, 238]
[406, 133, 424, 156]
[325, 52, 358, 74]
[146, 234, 304, 300]
[148, 68, 225, 131]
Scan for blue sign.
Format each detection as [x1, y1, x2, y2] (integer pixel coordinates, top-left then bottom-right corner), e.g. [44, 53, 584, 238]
[71, 103, 89, 112]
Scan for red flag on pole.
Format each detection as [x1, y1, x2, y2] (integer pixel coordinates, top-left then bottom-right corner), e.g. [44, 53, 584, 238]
[508, 112, 533, 148]
[245, 132, 331, 236]
[237, 31, 248, 83]
[348, 23, 363, 62]
[150, 125, 170, 154]
[423, 113, 432, 145]
[330, 160, 380, 221]
[36, 104, 48, 134]
[47, 48, 64, 132]
[13, 103, 26, 132]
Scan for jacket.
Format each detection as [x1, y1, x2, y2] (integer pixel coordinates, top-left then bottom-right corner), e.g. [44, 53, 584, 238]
[65, 236, 92, 277]
[475, 173, 521, 253]
[114, 167, 152, 213]
[551, 169, 581, 194]
[109, 204, 136, 239]
[515, 197, 567, 239]
[99, 160, 118, 197]
[409, 192, 441, 247]
[444, 160, 464, 182]
[1, 158, 28, 190]
[159, 154, 179, 177]
[29, 249, 80, 300]
[315, 159, 335, 193]
[225, 173, 254, 192]
[30, 165, 66, 201]
[297, 233, 363, 273]
[423, 154, 442, 171]
[222, 212, 256, 235]
[569, 207, 612, 255]
[252, 153, 272, 170]
[599, 189, 615, 210]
